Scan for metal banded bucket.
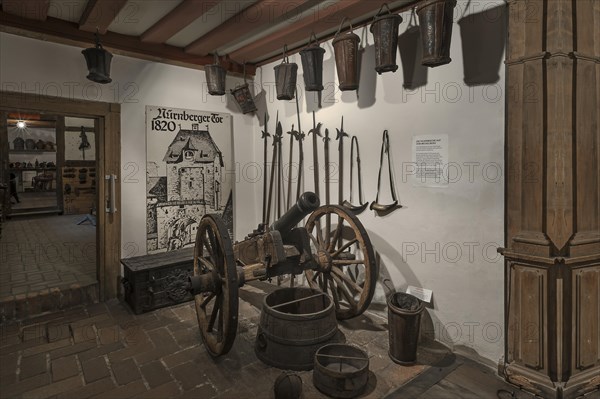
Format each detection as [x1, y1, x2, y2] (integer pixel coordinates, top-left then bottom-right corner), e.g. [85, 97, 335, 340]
[332, 18, 361, 91]
[205, 54, 226, 96]
[370, 4, 403, 74]
[416, 0, 457, 67]
[231, 83, 257, 113]
[274, 45, 298, 100]
[255, 287, 339, 371]
[300, 33, 325, 92]
[313, 344, 370, 399]
[387, 292, 425, 365]
[230, 63, 257, 114]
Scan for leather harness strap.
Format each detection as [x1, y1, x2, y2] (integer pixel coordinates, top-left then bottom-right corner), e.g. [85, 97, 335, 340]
[371, 130, 400, 212]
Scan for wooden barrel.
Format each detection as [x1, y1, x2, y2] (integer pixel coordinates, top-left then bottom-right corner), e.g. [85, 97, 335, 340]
[255, 287, 339, 370]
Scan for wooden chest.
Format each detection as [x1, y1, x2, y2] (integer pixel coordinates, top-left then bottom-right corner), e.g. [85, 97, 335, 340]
[120, 248, 195, 314]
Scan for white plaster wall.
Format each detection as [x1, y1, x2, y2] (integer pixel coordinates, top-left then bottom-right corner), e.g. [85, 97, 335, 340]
[254, 0, 506, 363]
[0, 32, 260, 253]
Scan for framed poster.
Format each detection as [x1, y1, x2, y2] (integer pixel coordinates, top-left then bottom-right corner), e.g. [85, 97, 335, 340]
[145, 106, 233, 253]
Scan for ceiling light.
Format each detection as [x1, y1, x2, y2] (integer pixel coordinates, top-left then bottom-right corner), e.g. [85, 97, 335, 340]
[16, 120, 26, 129]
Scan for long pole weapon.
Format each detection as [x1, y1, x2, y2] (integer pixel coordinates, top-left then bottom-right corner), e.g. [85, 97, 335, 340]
[323, 128, 331, 243]
[336, 116, 348, 206]
[334, 117, 348, 249]
[261, 113, 270, 224]
[277, 119, 284, 219]
[266, 112, 280, 226]
[286, 124, 296, 209]
[294, 90, 305, 201]
[308, 111, 322, 198]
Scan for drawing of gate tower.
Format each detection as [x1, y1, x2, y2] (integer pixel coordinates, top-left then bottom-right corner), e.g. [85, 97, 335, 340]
[147, 122, 224, 252]
[164, 123, 223, 208]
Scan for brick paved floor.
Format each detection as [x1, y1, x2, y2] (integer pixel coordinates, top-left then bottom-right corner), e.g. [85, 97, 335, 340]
[0, 282, 452, 399]
[0, 214, 96, 299]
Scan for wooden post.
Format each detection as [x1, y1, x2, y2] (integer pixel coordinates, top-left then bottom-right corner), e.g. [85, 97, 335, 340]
[502, 1, 600, 398]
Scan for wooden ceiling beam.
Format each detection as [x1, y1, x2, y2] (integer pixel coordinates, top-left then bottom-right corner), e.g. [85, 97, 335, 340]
[141, 0, 225, 44]
[79, 0, 129, 34]
[1, 0, 50, 21]
[229, 0, 415, 63]
[185, 0, 318, 57]
[0, 11, 256, 75]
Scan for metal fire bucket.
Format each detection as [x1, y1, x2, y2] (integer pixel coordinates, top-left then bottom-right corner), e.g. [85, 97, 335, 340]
[81, 32, 113, 84]
[416, 0, 457, 67]
[300, 32, 326, 92]
[255, 287, 339, 370]
[313, 344, 370, 398]
[387, 292, 425, 365]
[205, 53, 226, 96]
[230, 64, 257, 114]
[332, 18, 361, 91]
[274, 45, 298, 100]
[370, 4, 403, 74]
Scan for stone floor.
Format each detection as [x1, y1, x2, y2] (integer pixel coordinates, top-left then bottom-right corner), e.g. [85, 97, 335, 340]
[0, 281, 537, 399]
[10, 192, 59, 213]
[0, 214, 97, 299]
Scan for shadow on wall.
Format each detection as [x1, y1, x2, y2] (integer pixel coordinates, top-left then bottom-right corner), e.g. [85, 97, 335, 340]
[397, 10, 428, 90]
[357, 26, 377, 109]
[368, 229, 464, 350]
[458, 4, 507, 86]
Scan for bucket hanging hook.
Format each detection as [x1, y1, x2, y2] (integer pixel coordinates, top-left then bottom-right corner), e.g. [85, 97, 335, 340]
[334, 16, 354, 40]
[375, 3, 392, 17]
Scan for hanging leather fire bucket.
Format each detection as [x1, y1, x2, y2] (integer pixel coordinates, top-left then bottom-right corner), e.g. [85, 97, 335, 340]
[332, 18, 360, 91]
[370, 4, 403, 74]
[230, 64, 257, 114]
[274, 45, 298, 101]
[205, 53, 226, 96]
[416, 0, 457, 67]
[299, 33, 325, 92]
[82, 32, 113, 84]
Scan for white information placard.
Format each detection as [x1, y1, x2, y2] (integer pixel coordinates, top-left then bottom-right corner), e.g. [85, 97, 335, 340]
[406, 285, 433, 303]
[411, 134, 449, 187]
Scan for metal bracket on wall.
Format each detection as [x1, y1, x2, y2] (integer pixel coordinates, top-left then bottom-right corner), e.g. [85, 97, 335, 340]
[105, 174, 117, 213]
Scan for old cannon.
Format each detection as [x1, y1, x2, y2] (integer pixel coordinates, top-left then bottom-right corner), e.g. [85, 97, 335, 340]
[188, 192, 377, 357]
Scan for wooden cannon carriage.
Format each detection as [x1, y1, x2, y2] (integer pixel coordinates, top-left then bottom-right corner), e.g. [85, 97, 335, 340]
[187, 192, 377, 357]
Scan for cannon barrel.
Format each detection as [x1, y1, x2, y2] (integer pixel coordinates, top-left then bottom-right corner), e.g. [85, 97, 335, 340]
[270, 192, 320, 236]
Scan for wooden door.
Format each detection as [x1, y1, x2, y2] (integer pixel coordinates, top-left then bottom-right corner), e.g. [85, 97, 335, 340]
[0, 91, 121, 300]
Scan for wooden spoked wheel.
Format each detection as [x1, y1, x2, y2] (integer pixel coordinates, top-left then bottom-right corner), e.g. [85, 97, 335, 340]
[305, 205, 377, 320]
[193, 214, 238, 357]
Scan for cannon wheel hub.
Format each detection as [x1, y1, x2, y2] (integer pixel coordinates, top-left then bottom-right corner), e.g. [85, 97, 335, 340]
[304, 205, 377, 320]
[316, 249, 333, 273]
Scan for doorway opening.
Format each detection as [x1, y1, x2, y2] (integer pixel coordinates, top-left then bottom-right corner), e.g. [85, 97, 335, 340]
[1, 111, 99, 308]
[0, 91, 121, 320]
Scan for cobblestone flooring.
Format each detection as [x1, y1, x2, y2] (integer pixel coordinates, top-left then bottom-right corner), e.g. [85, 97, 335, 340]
[0, 282, 450, 399]
[0, 214, 96, 299]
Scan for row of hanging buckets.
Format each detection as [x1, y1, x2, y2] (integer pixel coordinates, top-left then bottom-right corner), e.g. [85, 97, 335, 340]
[210, 0, 457, 113]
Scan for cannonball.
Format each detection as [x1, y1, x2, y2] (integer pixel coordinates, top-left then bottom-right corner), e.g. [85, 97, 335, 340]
[274, 371, 302, 399]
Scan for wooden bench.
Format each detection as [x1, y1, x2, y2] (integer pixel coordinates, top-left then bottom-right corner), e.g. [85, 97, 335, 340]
[120, 247, 195, 314]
